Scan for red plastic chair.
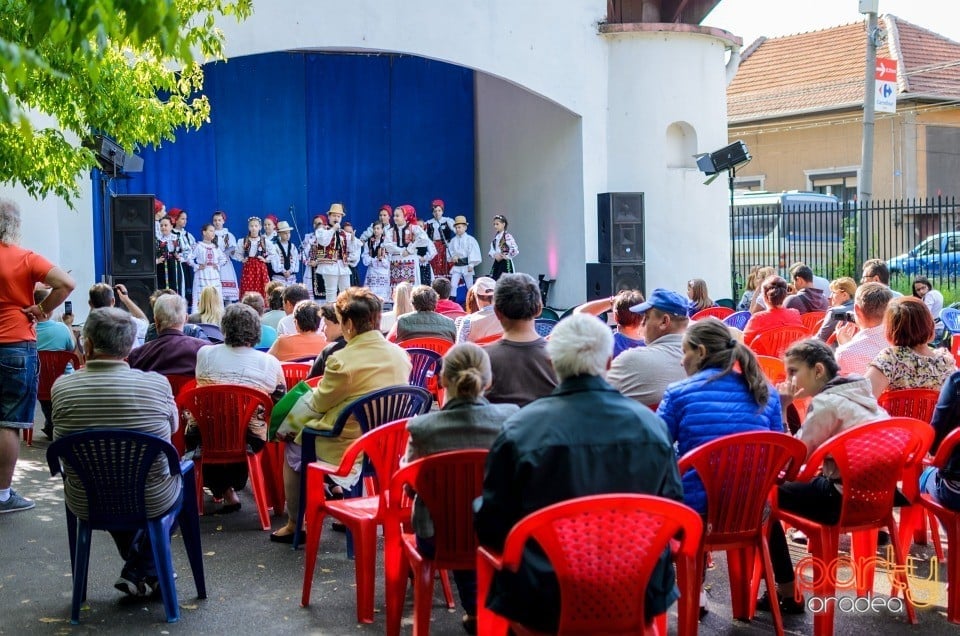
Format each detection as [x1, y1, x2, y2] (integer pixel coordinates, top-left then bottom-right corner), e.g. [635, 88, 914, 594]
[756, 355, 786, 385]
[163, 375, 197, 455]
[475, 333, 502, 346]
[281, 362, 312, 390]
[919, 427, 960, 624]
[801, 311, 827, 335]
[679, 432, 807, 636]
[440, 309, 467, 319]
[476, 494, 703, 636]
[30, 350, 82, 446]
[304, 375, 322, 388]
[397, 336, 453, 356]
[175, 384, 274, 531]
[691, 306, 734, 321]
[748, 326, 808, 358]
[384, 450, 488, 636]
[771, 418, 933, 636]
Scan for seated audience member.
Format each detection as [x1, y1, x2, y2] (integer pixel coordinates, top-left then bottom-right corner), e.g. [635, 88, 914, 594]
[379, 281, 413, 334]
[390, 285, 456, 342]
[307, 303, 345, 378]
[860, 258, 902, 297]
[271, 288, 411, 543]
[128, 294, 209, 376]
[241, 291, 277, 349]
[89, 282, 150, 347]
[277, 284, 312, 336]
[746, 266, 777, 313]
[52, 307, 180, 597]
[34, 287, 76, 439]
[687, 278, 716, 314]
[737, 266, 761, 312]
[268, 300, 327, 361]
[760, 338, 888, 613]
[483, 273, 558, 406]
[191, 303, 285, 512]
[834, 282, 893, 376]
[920, 371, 960, 511]
[742, 276, 803, 346]
[455, 277, 502, 343]
[144, 289, 209, 343]
[463, 283, 480, 314]
[403, 343, 518, 632]
[188, 285, 225, 343]
[607, 288, 690, 408]
[574, 289, 645, 357]
[784, 264, 829, 314]
[432, 277, 463, 313]
[815, 277, 857, 342]
[262, 281, 287, 330]
[912, 276, 945, 339]
[475, 313, 684, 633]
[865, 296, 956, 397]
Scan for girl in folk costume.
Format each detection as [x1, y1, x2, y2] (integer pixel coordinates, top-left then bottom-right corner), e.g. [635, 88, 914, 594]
[342, 221, 363, 287]
[362, 221, 391, 300]
[262, 213, 281, 279]
[359, 205, 393, 243]
[446, 215, 482, 294]
[488, 213, 519, 280]
[271, 221, 301, 285]
[385, 204, 430, 293]
[315, 203, 353, 299]
[154, 198, 166, 238]
[415, 219, 438, 286]
[302, 214, 328, 300]
[170, 208, 197, 309]
[425, 199, 456, 277]
[211, 210, 240, 302]
[236, 216, 275, 297]
[191, 223, 229, 314]
[155, 216, 185, 295]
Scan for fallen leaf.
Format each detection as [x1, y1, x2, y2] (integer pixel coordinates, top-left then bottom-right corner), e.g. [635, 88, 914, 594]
[39, 618, 66, 624]
[180, 604, 199, 610]
[204, 551, 215, 556]
[257, 564, 266, 569]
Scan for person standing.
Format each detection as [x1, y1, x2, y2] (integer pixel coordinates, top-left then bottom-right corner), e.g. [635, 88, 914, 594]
[155, 216, 185, 296]
[315, 203, 352, 300]
[415, 219, 438, 287]
[190, 223, 228, 314]
[488, 214, 518, 280]
[302, 214, 327, 301]
[424, 199, 455, 278]
[385, 205, 429, 294]
[0, 198, 76, 513]
[271, 221, 301, 285]
[211, 210, 240, 303]
[170, 208, 197, 310]
[236, 216, 275, 298]
[361, 222, 392, 300]
[446, 216, 482, 297]
[342, 221, 363, 288]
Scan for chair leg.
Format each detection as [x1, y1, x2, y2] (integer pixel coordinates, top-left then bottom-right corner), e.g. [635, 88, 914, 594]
[726, 546, 757, 620]
[886, 517, 918, 625]
[440, 570, 455, 609]
[942, 516, 960, 624]
[810, 529, 838, 636]
[71, 524, 93, 624]
[760, 537, 785, 636]
[300, 505, 327, 607]
[147, 519, 180, 623]
[246, 455, 272, 531]
[851, 529, 879, 596]
[194, 459, 205, 516]
[476, 553, 509, 636]
[353, 522, 377, 623]
[413, 563, 436, 636]
[384, 524, 408, 636]
[928, 510, 945, 561]
[178, 463, 207, 599]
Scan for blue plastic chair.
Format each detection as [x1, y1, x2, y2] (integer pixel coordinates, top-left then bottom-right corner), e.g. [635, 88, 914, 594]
[723, 310, 752, 331]
[940, 307, 960, 334]
[406, 347, 442, 392]
[534, 318, 558, 337]
[46, 430, 206, 624]
[295, 385, 433, 550]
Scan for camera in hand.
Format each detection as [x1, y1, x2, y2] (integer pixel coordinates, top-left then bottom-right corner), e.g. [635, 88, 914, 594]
[64, 301, 73, 315]
[831, 308, 856, 323]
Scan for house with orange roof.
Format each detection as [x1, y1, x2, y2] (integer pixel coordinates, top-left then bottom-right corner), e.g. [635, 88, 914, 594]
[727, 15, 960, 204]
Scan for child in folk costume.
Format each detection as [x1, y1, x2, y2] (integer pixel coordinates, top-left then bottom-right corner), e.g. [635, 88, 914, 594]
[262, 213, 281, 279]
[446, 216, 482, 295]
[316, 203, 353, 299]
[301, 214, 327, 300]
[415, 219, 438, 286]
[385, 204, 430, 294]
[154, 198, 166, 239]
[191, 223, 229, 314]
[362, 221, 391, 300]
[488, 213, 519, 280]
[155, 216, 185, 295]
[342, 221, 363, 287]
[170, 208, 197, 309]
[212, 210, 240, 302]
[359, 205, 393, 243]
[271, 221, 301, 285]
[424, 199, 456, 278]
[236, 216, 276, 297]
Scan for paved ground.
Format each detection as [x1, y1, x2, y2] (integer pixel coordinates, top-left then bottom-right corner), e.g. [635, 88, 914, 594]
[2, 432, 957, 635]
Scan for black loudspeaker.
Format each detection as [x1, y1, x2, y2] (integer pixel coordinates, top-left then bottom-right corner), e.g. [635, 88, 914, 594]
[111, 195, 156, 276]
[110, 275, 157, 323]
[597, 192, 644, 264]
[585, 263, 646, 300]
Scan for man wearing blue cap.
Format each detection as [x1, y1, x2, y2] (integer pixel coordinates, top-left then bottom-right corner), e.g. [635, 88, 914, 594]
[606, 288, 690, 407]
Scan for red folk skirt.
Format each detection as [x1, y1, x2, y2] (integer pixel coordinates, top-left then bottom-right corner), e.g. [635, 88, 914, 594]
[430, 240, 451, 277]
[240, 258, 270, 297]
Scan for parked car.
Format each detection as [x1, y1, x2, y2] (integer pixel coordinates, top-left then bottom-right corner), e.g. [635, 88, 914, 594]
[887, 232, 960, 276]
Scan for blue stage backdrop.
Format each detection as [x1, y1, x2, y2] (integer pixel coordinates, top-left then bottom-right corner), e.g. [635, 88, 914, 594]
[107, 52, 476, 283]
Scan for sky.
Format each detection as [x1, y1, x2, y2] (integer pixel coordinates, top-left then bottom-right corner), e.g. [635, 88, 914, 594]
[701, 0, 960, 48]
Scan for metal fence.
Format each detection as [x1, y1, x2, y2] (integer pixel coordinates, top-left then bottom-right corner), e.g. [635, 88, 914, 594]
[730, 196, 960, 297]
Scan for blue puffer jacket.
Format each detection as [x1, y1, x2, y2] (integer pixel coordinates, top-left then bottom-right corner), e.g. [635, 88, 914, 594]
[657, 367, 783, 514]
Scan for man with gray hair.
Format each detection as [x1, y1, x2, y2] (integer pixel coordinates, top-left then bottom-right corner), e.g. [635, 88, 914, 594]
[52, 307, 180, 597]
[475, 313, 684, 633]
[128, 293, 209, 376]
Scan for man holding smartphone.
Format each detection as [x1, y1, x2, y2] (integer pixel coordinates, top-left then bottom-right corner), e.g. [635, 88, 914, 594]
[87, 283, 150, 348]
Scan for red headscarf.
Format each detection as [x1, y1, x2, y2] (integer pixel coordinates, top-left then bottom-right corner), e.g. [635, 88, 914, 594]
[431, 199, 444, 209]
[403, 205, 417, 226]
[265, 214, 279, 225]
[167, 207, 183, 222]
[154, 199, 165, 213]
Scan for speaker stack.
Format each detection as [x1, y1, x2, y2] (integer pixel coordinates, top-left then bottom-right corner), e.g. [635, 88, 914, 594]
[586, 193, 645, 300]
[108, 195, 157, 320]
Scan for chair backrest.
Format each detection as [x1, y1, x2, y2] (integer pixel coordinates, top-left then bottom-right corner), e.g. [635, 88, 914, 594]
[397, 336, 453, 356]
[405, 348, 442, 393]
[539, 307, 561, 322]
[47, 429, 181, 528]
[755, 355, 786, 385]
[197, 323, 224, 343]
[290, 354, 318, 364]
[940, 307, 960, 334]
[496, 494, 703, 634]
[930, 427, 960, 469]
[175, 384, 273, 462]
[305, 375, 323, 388]
[335, 419, 411, 515]
[534, 318, 558, 337]
[440, 309, 467, 319]
[390, 450, 488, 569]
[164, 374, 197, 398]
[748, 326, 808, 358]
[328, 385, 433, 438]
[37, 350, 83, 401]
[722, 310, 751, 331]
[801, 311, 827, 335]
[678, 432, 806, 541]
[281, 362, 312, 390]
[692, 306, 734, 321]
[805, 418, 933, 529]
[475, 333, 502, 346]
[878, 388, 940, 423]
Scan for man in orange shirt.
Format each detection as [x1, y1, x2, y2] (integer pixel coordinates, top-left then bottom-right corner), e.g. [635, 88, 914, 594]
[0, 199, 75, 514]
[267, 300, 328, 362]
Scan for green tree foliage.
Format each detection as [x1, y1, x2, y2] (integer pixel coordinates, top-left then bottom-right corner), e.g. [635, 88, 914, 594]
[0, 0, 252, 204]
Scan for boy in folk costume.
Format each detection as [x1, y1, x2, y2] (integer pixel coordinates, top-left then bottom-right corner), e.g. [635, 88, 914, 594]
[315, 203, 352, 299]
[155, 216, 185, 295]
[385, 204, 430, 293]
[359, 205, 393, 243]
[415, 219, 438, 286]
[302, 214, 327, 300]
[236, 216, 276, 297]
[446, 215, 482, 296]
[211, 210, 240, 302]
[271, 221, 301, 285]
[191, 223, 229, 313]
[424, 199, 455, 277]
[488, 213, 519, 280]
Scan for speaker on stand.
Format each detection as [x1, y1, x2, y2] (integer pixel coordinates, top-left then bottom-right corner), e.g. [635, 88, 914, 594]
[108, 195, 157, 321]
[587, 192, 645, 300]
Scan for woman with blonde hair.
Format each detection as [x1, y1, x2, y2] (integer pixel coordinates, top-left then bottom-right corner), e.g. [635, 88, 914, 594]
[189, 285, 225, 326]
[379, 280, 413, 333]
[748, 266, 777, 313]
[687, 278, 716, 314]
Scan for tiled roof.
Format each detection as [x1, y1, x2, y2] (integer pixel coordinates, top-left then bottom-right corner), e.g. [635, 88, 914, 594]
[728, 15, 960, 123]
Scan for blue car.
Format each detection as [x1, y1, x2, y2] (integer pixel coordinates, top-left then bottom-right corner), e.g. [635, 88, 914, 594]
[887, 232, 960, 276]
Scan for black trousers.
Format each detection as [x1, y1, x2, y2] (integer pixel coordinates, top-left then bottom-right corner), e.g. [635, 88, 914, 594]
[769, 476, 843, 584]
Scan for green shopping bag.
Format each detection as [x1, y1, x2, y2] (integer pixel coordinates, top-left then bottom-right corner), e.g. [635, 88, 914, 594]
[269, 380, 312, 440]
